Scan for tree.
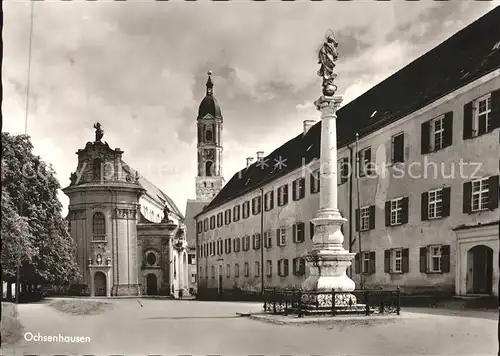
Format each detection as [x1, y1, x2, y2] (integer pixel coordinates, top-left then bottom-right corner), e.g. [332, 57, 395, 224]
[1, 133, 80, 286]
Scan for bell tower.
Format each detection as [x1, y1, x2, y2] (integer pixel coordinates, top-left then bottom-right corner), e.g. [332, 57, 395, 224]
[195, 71, 224, 201]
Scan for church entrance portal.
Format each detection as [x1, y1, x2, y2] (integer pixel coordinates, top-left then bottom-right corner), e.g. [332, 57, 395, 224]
[468, 245, 493, 295]
[94, 272, 106, 296]
[146, 274, 158, 295]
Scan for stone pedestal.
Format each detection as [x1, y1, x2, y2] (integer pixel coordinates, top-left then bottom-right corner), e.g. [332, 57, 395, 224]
[302, 95, 357, 304]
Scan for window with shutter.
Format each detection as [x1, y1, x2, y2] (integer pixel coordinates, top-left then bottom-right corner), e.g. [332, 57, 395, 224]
[470, 177, 490, 211]
[421, 120, 431, 154]
[402, 248, 410, 273]
[266, 260, 272, 277]
[392, 248, 403, 273]
[463, 101, 474, 139]
[427, 189, 443, 219]
[463, 181, 473, 214]
[441, 187, 451, 217]
[368, 205, 376, 230]
[491, 89, 500, 130]
[358, 147, 372, 176]
[487, 175, 499, 210]
[359, 206, 370, 231]
[235, 263, 239, 277]
[419, 247, 427, 273]
[391, 133, 405, 163]
[337, 158, 349, 185]
[441, 245, 450, 273]
[388, 198, 404, 225]
[384, 201, 391, 226]
[384, 250, 391, 273]
[369, 251, 376, 274]
[428, 245, 442, 272]
[442, 112, 453, 148]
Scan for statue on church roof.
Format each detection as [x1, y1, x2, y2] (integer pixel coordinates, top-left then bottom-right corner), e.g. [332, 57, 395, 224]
[162, 205, 172, 223]
[317, 31, 339, 97]
[94, 122, 104, 142]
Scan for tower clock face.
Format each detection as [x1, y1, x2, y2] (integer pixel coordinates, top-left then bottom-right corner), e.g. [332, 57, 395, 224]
[203, 149, 215, 160]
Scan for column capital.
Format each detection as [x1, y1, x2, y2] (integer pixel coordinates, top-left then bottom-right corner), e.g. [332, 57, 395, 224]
[314, 95, 343, 113]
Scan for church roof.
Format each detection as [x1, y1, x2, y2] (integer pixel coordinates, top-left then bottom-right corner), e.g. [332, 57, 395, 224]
[195, 6, 500, 219]
[122, 162, 184, 219]
[197, 71, 223, 120]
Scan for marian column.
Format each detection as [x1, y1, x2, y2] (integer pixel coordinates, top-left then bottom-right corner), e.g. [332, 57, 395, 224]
[302, 32, 357, 299]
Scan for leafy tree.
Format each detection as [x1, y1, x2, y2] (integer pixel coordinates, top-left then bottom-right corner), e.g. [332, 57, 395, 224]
[1, 133, 80, 285]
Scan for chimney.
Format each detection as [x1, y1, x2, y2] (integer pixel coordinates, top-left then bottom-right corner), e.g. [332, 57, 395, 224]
[246, 157, 254, 167]
[303, 120, 316, 134]
[256, 151, 264, 160]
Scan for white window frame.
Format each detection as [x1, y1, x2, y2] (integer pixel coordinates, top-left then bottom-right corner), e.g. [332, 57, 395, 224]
[471, 177, 489, 212]
[428, 245, 442, 273]
[361, 252, 370, 274]
[359, 206, 370, 231]
[430, 115, 444, 151]
[278, 227, 286, 246]
[266, 260, 272, 277]
[390, 198, 403, 226]
[428, 188, 443, 219]
[474, 93, 492, 135]
[392, 248, 402, 273]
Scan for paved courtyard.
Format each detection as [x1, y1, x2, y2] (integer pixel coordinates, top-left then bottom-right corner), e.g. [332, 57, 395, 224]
[1, 298, 497, 356]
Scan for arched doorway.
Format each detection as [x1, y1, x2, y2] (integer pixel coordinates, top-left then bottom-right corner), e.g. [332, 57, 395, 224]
[205, 161, 213, 176]
[146, 274, 158, 295]
[94, 272, 106, 296]
[467, 245, 493, 295]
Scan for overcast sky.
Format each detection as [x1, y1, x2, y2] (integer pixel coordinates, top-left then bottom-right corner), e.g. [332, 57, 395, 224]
[3, 1, 498, 217]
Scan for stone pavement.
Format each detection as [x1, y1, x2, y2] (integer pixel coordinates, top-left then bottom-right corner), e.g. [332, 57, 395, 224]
[1, 298, 497, 356]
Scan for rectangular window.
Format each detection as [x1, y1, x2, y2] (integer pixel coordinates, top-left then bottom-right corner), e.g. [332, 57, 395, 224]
[244, 262, 249, 277]
[197, 221, 203, 233]
[252, 233, 261, 250]
[226, 264, 230, 278]
[391, 132, 405, 163]
[255, 261, 260, 277]
[211, 266, 215, 278]
[211, 241, 216, 256]
[233, 205, 241, 221]
[358, 147, 372, 176]
[264, 231, 272, 248]
[264, 191, 274, 211]
[278, 259, 289, 277]
[277, 184, 289, 206]
[210, 216, 215, 230]
[337, 158, 349, 185]
[362, 252, 371, 274]
[188, 254, 195, 265]
[475, 94, 492, 135]
[293, 257, 306, 276]
[224, 209, 231, 225]
[242, 201, 250, 219]
[252, 196, 261, 215]
[277, 227, 286, 247]
[292, 178, 306, 201]
[293, 223, 305, 243]
[242, 235, 250, 251]
[203, 218, 208, 232]
[428, 189, 443, 219]
[216, 213, 223, 227]
[266, 260, 272, 277]
[390, 198, 403, 225]
[233, 237, 241, 252]
[471, 178, 489, 211]
[225, 238, 232, 254]
[392, 249, 402, 273]
[359, 206, 370, 231]
[235, 263, 240, 277]
[310, 169, 320, 193]
[429, 245, 442, 273]
[430, 116, 444, 151]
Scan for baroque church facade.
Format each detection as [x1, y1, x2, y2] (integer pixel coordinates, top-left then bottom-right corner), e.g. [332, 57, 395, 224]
[63, 125, 190, 298]
[184, 71, 225, 294]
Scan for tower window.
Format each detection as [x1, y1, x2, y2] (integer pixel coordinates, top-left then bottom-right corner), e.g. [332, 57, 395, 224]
[205, 161, 213, 177]
[205, 130, 213, 142]
[92, 212, 106, 242]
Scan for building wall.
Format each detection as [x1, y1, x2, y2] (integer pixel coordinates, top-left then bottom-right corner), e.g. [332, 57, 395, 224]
[197, 71, 500, 296]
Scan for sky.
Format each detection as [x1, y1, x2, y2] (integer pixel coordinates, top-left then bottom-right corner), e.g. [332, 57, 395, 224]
[3, 0, 499, 217]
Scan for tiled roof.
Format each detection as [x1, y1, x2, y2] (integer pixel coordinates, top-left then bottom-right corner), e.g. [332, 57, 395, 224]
[122, 161, 184, 219]
[195, 6, 500, 219]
